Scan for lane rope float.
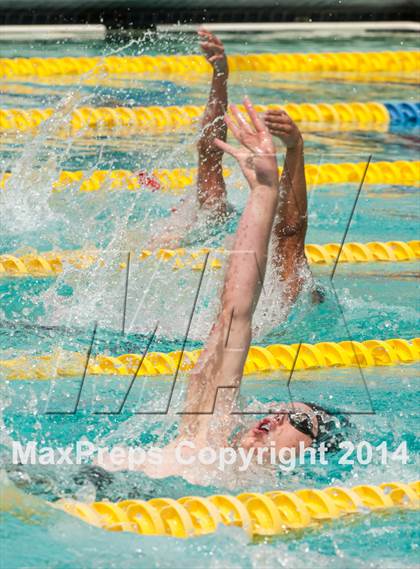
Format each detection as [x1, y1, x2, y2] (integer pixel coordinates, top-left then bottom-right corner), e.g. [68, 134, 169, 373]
[1, 50, 419, 78]
[1, 337, 419, 380]
[1, 102, 418, 135]
[0, 240, 419, 280]
[55, 480, 420, 538]
[2, 101, 414, 134]
[1, 70, 418, 93]
[1, 160, 418, 193]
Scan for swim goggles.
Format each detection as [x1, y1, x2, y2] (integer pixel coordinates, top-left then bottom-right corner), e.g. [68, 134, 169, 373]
[271, 408, 317, 439]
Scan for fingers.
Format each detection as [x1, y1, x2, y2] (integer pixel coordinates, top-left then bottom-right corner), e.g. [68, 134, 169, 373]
[198, 28, 212, 38]
[266, 128, 292, 140]
[265, 114, 289, 124]
[230, 104, 253, 134]
[266, 124, 293, 134]
[198, 28, 223, 46]
[224, 112, 242, 142]
[243, 96, 265, 132]
[265, 122, 292, 134]
[265, 112, 292, 126]
[265, 110, 297, 138]
[198, 27, 216, 38]
[213, 137, 239, 158]
[268, 129, 292, 139]
[208, 54, 224, 63]
[199, 41, 223, 52]
[265, 109, 289, 119]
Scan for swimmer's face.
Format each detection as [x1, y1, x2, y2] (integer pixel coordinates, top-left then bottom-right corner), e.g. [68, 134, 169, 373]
[239, 402, 319, 458]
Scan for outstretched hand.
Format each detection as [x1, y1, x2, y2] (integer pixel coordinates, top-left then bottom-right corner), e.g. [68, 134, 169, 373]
[264, 109, 302, 150]
[214, 97, 278, 188]
[198, 28, 228, 76]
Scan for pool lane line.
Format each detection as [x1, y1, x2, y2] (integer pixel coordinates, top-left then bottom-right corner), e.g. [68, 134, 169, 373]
[1, 102, 418, 134]
[159, 21, 420, 33]
[1, 50, 419, 78]
[54, 480, 420, 538]
[2, 101, 418, 135]
[0, 240, 418, 280]
[1, 70, 418, 100]
[1, 337, 419, 379]
[2, 160, 418, 193]
[0, 25, 107, 41]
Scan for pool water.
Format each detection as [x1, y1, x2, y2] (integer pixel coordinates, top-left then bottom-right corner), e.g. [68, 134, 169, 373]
[0, 31, 419, 568]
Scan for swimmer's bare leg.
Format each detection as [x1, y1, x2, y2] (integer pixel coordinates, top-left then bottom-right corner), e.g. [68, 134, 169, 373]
[196, 29, 229, 217]
[264, 110, 309, 302]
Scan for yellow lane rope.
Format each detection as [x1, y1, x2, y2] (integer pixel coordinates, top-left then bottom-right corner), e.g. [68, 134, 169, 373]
[1, 70, 418, 92]
[0, 240, 419, 280]
[2, 160, 418, 193]
[1, 50, 418, 78]
[0, 102, 390, 134]
[56, 480, 420, 538]
[1, 337, 419, 379]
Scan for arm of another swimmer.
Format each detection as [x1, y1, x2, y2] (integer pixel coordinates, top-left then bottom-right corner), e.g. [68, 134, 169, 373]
[266, 111, 308, 301]
[180, 99, 279, 433]
[146, 30, 228, 250]
[196, 28, 229, 213]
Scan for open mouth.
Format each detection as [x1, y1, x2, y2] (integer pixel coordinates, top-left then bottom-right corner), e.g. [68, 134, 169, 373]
[255, 418, 274, 433]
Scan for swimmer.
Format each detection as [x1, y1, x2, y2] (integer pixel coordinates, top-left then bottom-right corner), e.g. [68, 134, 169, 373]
[98, 32, 342, 483]
[197, 29, 314, 307]
[153, 29, 320, 309]
[100, 97, 345, 483]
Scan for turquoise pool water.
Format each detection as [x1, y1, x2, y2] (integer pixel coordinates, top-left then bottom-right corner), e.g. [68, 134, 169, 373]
[0, 31, 419, 568]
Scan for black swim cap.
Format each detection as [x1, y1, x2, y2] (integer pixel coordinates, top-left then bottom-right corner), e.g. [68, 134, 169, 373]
[304, 402, 351, 453]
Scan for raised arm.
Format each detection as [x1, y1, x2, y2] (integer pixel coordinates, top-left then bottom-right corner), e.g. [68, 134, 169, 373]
[180, 99, 279, 439]
[264, 110, 309, 300]
[196, 28, 229, 214]
[145, 30, 228, 250]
